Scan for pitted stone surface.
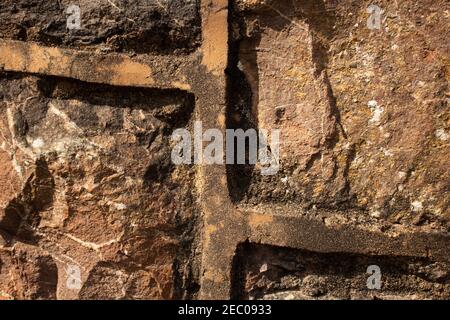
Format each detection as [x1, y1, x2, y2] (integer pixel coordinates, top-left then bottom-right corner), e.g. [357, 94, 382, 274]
[0, 0, 448, 300]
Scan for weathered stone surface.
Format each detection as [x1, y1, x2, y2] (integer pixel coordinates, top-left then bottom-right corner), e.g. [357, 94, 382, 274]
[0, 0, 201, 54]
[230, 0, 449, 233]
[0, 243, 58, 300]
[233, 244, 449, 300]
[0, 73, 199, 299]
[0, 0, 448, 300]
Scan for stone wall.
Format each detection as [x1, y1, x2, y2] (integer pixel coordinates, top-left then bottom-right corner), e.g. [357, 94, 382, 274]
[0, 0, 448, 300]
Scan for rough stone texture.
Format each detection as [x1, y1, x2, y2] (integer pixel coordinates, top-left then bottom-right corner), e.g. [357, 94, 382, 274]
[0, 243, 58, 300]
[0, 0, 449, 300]
[0, 0, 201, 54]
[0, 73, 199, 299]
[230, 0, 449, 232]
[233, 244, 450, 300]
